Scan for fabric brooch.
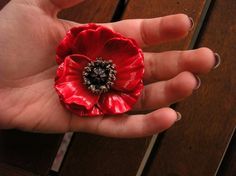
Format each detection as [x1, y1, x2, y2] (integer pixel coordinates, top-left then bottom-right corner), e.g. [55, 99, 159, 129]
[55, 23, 144, 116]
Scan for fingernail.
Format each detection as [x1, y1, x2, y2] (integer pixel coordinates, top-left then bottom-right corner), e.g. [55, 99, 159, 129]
[176, 112, 182, 122]
[213, 53, 221, 69]
[189, 17, 195, 31]
[194, 75, 201, 90]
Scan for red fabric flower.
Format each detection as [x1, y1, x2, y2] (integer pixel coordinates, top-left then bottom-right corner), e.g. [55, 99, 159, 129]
[55, 24, 144, 116]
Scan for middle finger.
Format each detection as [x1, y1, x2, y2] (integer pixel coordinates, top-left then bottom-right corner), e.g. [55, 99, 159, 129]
[143, 47, 216, 84]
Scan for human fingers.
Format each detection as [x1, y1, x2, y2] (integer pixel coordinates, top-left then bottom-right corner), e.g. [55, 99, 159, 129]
[143, 47, 219, 84]
[133, 71, 199, 111]
[62, 14, 193, 47]
[106, 14, 193, 47]
[69, 107, 179, 138]
[13, 2, 192, 48]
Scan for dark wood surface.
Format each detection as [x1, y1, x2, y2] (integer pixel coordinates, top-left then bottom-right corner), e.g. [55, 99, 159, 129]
[0, 163, 35, 176]
[0, 0, 235, 176]
[59, 134, 149, 176]
[144, 0, 236, 175]
[58, 0, 119, 23]
[0, 130, 62, 176]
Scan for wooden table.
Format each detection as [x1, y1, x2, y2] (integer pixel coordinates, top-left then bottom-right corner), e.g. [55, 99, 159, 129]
[0, 0, 235, 176]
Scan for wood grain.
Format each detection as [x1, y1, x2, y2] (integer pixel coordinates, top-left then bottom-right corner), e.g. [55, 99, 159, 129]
[59, 1, 209, 176]
[58, 0, 119, 23]
[59, 133, 149, 176]
[145, 0, 236, 175]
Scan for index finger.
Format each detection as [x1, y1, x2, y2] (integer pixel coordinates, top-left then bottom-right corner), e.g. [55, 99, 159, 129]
[61, 14, 193, 47]
[105, 14, 193, 47]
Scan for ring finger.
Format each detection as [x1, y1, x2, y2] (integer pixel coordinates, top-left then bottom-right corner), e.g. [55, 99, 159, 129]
[133, 71, 199, 111]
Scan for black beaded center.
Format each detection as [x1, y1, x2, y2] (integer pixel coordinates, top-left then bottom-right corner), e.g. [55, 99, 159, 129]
[83, 58, 116, 94]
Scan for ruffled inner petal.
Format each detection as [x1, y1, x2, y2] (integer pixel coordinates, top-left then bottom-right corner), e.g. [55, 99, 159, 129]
[70, 23, 100, 37]
[55, 54, 99, 110]
[56, 54, 91, 83]
[72, 26, 119, 60]
[101, 38, 144, 91]
[98, 92, 132, 114]
[56, 24, 101, 64]
[98, 83, 143, 114]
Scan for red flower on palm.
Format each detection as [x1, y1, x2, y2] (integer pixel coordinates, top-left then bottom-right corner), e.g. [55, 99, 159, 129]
[55, 24, 144, 116]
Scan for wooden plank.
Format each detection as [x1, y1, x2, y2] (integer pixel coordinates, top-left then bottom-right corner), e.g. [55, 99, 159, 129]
[58, 0, 119, 23]
[0, 1, 119, 176]
[60, 133, 150, 176]
[0, 130, 62, 176]
[145, 0, 236, 175]
[59, 1, 209, 176]
[136, 134, 158, 176]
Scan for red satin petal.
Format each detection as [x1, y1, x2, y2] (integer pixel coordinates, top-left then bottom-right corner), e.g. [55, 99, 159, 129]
[72, 26, 120, 60]
[56, 24, 101, 64]
[56, 23, 139, 65]
[56, 54, 91, 83]
[70, 23, 100, 36]
[101, 38, 144, 91]
[98, 92, 131, 114]
[55, 55, 99, 110]
[98, 83, 143, 114]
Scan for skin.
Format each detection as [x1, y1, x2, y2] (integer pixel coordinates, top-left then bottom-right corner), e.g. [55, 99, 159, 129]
[0, 0, 216, 138]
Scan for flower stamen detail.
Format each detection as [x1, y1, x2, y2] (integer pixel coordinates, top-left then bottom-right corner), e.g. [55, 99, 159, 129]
[83, 58, 116, 94]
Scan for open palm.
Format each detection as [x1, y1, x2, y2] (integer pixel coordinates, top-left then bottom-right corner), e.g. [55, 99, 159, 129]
[0, 0, 216, 137]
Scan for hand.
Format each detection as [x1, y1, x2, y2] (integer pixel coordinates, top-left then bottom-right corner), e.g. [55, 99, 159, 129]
[0, 0, 217, 137]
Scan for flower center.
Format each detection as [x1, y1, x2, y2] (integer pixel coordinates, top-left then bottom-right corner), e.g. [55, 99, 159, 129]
[83, 58, 116, 94]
